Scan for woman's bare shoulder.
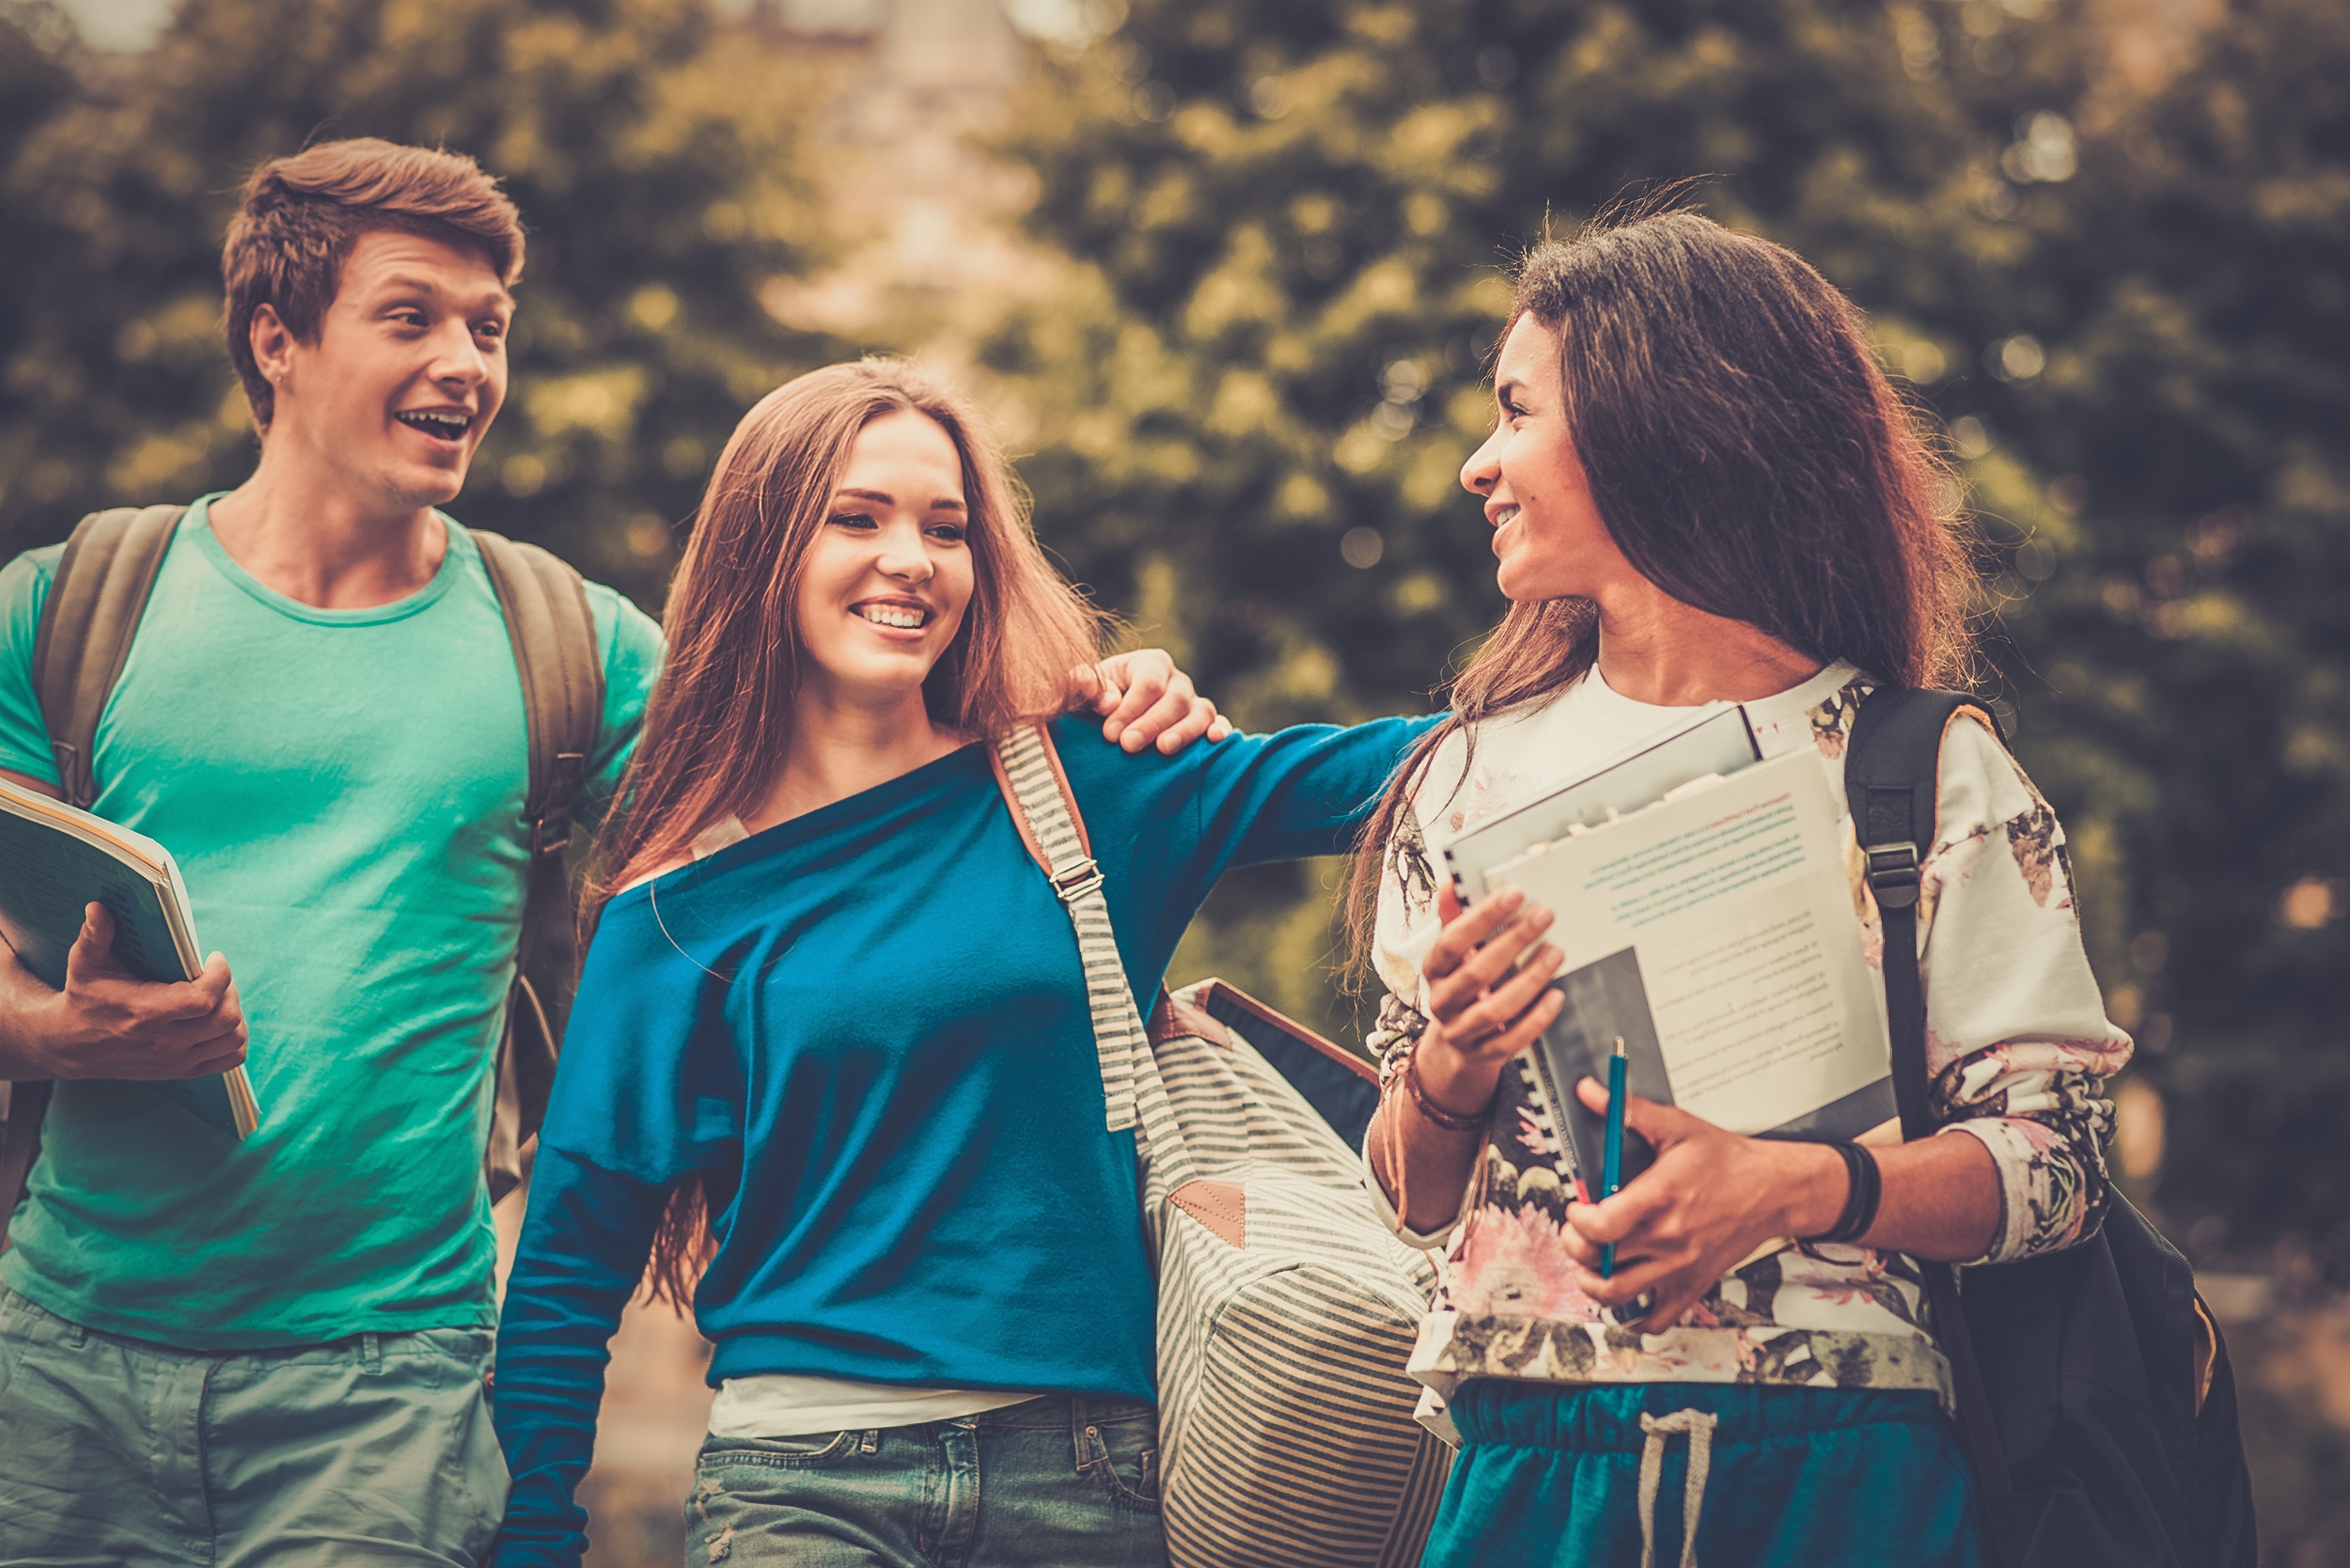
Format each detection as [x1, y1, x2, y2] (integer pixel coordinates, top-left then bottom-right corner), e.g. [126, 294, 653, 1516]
[616, 816, 751, 894]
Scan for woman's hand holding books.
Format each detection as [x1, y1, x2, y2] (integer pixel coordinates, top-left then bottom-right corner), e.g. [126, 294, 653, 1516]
[1412, 887, 1566, 1120]
[1556, 1081, 1851, 1331]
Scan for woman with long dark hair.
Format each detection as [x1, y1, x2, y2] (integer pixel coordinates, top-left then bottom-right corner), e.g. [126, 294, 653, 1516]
[1357, 212, 2129, 1565]
[489, 360, 1432, 1568]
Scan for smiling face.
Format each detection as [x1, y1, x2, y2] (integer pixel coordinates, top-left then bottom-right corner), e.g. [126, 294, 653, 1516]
[1459, 314, 1637, 604]
[254, 227, 511, 516]
[791, 409, 978, 713]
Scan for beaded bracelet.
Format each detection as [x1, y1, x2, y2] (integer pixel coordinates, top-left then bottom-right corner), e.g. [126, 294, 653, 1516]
[1403, 1040, 1489, 1133]
[1807, 1140, 1883, 1244]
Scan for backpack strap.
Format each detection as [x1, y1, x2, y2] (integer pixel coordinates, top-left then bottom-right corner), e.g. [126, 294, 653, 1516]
[472, 529, 605, 868]
[4, 519, 604, 1218]
[6, 505, 186, 1247]
[0, 1080, 49, 1250]
[990, 724, 1143, 1136]
[1843, 684, 2016, 1513]
[29, 505, 187, 810]
[468, 529, 606, 1203]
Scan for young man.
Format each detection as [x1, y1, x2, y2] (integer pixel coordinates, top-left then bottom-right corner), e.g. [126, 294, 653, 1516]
[0, 138, 1219, 1565]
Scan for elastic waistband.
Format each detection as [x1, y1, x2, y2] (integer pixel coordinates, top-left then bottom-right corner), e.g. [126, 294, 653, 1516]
[1449, 1378, 1948, 1452]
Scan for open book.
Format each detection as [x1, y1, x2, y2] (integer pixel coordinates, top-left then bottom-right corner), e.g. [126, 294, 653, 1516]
[1480, 747, 1896, 1190]
[0, 775, 259, 1139]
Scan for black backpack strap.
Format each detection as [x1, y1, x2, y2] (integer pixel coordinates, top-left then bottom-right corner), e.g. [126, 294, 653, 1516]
[6, 505, 186, 1248]
[1844, 684, 2017, 1515]
[470, 529, 605, 1202]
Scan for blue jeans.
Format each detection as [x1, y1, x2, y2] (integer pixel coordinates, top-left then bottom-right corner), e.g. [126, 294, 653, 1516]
[1424, 1379, 1987, 1568]
[0, 1284, 506, 1566]
[684, 1394, 1167, 1568]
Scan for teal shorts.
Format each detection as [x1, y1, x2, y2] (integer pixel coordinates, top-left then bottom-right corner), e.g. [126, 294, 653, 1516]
[0, 1284, 507, 1566]
[1425, 1378, 1987, 1568]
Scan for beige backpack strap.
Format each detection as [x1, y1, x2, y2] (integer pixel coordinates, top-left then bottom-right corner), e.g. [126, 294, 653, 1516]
[8, 505, 185, 1247]
[990, 724, 1149, 1137]
[470, 529, 606, 1202]
[29, 505, 187, 810]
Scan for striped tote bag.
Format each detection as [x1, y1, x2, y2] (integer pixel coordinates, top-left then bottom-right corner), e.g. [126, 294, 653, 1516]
[992, 726, 1452, 1568]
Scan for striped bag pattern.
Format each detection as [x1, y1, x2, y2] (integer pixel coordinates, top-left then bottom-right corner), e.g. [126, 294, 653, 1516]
[992, 726, 1451, 1568]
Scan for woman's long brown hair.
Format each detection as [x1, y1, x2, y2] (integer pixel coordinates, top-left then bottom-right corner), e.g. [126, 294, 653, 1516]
[591, 359, 1106, 1304]
[1343, 210, 1977, 980]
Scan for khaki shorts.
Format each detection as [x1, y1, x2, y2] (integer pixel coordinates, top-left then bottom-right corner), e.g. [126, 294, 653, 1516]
[0, 1285, 507, 1566]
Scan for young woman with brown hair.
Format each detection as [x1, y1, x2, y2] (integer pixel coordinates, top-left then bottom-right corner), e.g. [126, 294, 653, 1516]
[489, 360, 1434, 1568]
[1356, 212, 2131, 1565]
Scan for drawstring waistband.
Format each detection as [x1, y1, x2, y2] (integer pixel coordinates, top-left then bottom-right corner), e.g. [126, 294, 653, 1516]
[1637, 1408, 1717, 1568]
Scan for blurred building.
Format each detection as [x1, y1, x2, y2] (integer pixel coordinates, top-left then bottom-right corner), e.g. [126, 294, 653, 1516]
[749, 0, 1050, 353]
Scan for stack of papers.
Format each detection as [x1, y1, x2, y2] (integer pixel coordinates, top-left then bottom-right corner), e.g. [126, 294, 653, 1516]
[1444, 717, 1895, 1189]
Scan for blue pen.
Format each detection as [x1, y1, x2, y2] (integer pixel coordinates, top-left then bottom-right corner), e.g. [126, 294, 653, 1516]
[1599, 1036, 1628, 1279]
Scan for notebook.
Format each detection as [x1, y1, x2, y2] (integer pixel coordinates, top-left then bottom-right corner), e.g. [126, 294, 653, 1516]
[0, 775, 258, 1138]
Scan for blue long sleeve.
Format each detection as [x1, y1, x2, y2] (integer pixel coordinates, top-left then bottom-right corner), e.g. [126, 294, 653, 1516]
[492, 1148, 671, 1568]
[491, 713, 1435, 1563]
[1056, 713, 1432, 969]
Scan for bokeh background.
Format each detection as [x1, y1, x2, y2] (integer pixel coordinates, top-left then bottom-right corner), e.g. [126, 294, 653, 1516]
[6, 0, 2348, 1560]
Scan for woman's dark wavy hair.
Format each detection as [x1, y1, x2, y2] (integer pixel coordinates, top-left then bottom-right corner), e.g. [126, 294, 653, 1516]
[1343, 208, 1976, 976]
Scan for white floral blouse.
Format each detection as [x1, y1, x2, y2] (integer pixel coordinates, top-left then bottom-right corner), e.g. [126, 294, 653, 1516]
[1368, 663, 2133, 1407]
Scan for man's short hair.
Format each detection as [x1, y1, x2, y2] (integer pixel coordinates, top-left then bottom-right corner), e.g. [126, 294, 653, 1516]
[222, 138, 525, 430]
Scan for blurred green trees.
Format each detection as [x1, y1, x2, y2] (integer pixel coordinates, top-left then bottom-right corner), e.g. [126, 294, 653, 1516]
[990, 0, 2350, 1295]
[984, 0, 2098, 1031]
[0, 0, 839, 604]
[1982, 0, 2350, 1276]
[3, 0, 2346, 1290]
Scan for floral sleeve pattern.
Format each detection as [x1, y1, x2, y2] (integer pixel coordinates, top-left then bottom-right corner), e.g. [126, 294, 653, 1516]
[1914, 718, 2133, 1265]
[1369, 989, 1431, 1088]
[1384, 667, 2136, 1413]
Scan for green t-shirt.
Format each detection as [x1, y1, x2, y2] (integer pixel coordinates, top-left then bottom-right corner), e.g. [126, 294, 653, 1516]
[0, 495, 664, 1347]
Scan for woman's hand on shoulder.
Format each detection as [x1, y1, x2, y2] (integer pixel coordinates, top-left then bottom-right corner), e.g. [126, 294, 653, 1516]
[1071, 650, 1233, 754]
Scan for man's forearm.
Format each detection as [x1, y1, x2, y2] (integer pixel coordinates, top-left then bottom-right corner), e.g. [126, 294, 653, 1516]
[0, 1041, 53, 1077]
[0, 974, 59, 1077]
[0, 776, 72, 1075]
[0, 933, 247, 1082]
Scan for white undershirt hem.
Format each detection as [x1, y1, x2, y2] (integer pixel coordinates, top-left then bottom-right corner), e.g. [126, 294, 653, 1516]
[708, 1375, 1038, 1438]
